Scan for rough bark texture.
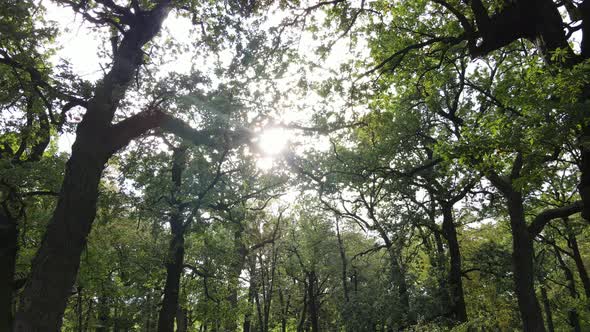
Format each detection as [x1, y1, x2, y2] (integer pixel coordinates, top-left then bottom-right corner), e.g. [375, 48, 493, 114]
[14, 146, 110, 331]
[441, 204, 467, 323]
[505, 191, 546, 332]
[13, 4, 172, 330]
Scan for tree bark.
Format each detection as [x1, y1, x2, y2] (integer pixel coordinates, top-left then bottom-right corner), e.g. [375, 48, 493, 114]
[388, 249, 410, 324]
[306, 271, 319, 332]
[580, 124, 590, 221]
[0, 211, 17, 331]
[505, 191, 546, 332]
[554, 248, 581, 332]
[440, 204, 467, 323]
[539, 285, 555, 332]
[176, 306, 188, 332]
[565, 220, 590, 300]
[242, 279, 254, 332]
[158, 147, 187, 332]
[157, 222, 185, 332]
[12, 4, 172, 330]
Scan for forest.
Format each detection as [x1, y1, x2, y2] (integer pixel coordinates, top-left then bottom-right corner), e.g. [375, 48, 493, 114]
[1, 0, 590, 331]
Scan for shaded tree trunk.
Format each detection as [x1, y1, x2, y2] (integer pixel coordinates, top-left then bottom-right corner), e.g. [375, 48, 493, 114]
[297, 290, 307, 332]
[505, 192, 546, 332]
[158, 147, 188, 332]
[13, 4, 172, 330]
[157, 224, 185, 332]
[176, 306, 188, 332]
[306, 271, 319, 332]
[243, 279, 254, 332]
[335, 218, 349, 303]
[565, 220, 590, 300]
[539, 285, 555, 332]
[388, 249, 409, 323]
[441, 204, 467, 323]
[580, 124, 590, 221]
[555, 247, 581, 332]
[0, 211, 17, 331]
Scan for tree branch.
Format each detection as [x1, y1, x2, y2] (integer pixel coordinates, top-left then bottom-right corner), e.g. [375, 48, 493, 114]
[528, 201, 583, 236]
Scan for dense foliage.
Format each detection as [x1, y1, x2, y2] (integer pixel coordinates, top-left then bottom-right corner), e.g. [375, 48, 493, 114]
[1, 0, 590, 331]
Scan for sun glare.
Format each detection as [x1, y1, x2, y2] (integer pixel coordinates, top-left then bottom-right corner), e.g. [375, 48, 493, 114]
[258, 128, 289, 155]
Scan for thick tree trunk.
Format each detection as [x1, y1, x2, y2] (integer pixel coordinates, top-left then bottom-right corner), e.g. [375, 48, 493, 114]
[440, 204, 467, 323]
[0, 212, 17, 331]
[14, 144, 109, 331]
[12, 4, 172, 330]
[157, 226, 185, 332]
[431, 228, 451, 315]
[176, 306, 188, 332]
[158, 147, 187, 332]
[306, 272, 319, 332]
[506, 192, 546, 332]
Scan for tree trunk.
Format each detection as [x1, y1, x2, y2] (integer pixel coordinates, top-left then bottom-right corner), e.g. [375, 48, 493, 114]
[297, 288, 307, 332]
[441, 204, 467, 323]
[388, 249, 409, 323]
[554, 247, 581, 332]
[0, 211, 17, 331]
[565, 220, 590, 300]
[306, 271, 319, 332]
[579, 124, 590, 221]
[12, 4, 172, 330]
[157, 228, 185, 332]
[506, 192, 546, 332]
[158, 147, 187, 332]
[540, 285, 555, 332]
[176, 306, 188, 332]
[243, 281, 253, 332]
[14, 145, 109, 331]
[335, 219, 349, 302]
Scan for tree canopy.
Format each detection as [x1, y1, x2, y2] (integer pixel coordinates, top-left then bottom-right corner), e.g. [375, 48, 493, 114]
[1, 0, 590, 331]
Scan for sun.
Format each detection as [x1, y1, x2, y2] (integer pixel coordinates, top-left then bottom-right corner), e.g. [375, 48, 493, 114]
[258, 127, 290, 155]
